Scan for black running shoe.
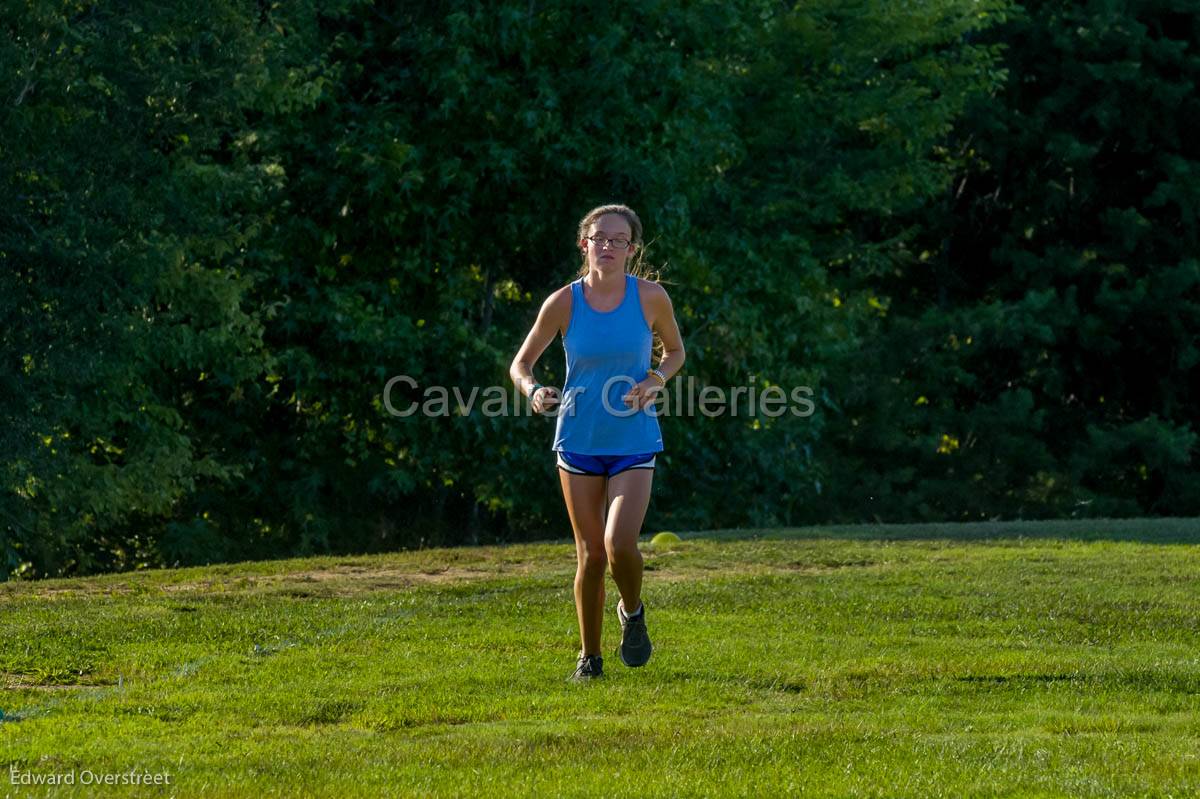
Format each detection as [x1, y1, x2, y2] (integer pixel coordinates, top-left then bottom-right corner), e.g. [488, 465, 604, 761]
[569, 653, 604, 682]
[618, 601, 652, 667]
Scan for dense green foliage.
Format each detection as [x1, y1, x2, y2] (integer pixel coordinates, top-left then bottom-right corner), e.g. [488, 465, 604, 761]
[2, 521, 1199, 795]
[823, 0, 1200, 522]
[3, 2, 279, 575]
[3, 0, 1196, 577]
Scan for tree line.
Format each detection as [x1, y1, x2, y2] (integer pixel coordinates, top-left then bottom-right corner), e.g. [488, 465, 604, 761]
[3, 0, 1196, 577]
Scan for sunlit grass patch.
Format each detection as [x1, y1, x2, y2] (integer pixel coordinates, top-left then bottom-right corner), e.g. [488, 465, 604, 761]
[2, 518, 1199, 797]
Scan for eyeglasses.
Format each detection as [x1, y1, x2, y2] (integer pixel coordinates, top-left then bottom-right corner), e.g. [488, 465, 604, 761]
[585, 235, 632, 250]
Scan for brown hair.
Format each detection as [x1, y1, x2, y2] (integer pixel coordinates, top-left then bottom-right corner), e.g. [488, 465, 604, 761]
[574, 203, 666, 361]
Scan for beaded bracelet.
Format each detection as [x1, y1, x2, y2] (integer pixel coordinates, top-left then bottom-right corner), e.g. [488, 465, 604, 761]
[647, 369, 666, 385]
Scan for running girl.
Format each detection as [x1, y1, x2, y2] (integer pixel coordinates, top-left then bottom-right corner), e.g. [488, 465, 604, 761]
[509, 203, 686, 681]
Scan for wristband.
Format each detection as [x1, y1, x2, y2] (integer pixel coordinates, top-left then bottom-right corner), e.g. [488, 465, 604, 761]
[528, 381, 545, 398]
[647, 369, 666, 385]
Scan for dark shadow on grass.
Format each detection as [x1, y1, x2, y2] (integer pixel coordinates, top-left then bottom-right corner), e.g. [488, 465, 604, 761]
[680, 517, 1200, 545]
[747, 677, 807, 694]
[957, 674, 1077, 686]
[294, 699, 365, 726]
[952, 670, 1200, 693]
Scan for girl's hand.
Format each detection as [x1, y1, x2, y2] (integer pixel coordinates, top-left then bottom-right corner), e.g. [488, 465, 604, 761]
[623, 379, 662, 411]
[532, 385, 560, 414]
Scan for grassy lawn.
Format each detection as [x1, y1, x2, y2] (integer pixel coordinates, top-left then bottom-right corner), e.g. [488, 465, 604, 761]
[2, 517, 1199, 797]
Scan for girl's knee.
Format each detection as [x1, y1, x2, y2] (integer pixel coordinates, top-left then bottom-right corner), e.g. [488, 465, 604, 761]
[577, 544, 608, 575]
[605, 537, 641, 562]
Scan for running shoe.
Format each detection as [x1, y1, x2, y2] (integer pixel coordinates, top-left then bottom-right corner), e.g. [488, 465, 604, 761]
[618, 600, 652, 667]
[569, 652, 604, 682]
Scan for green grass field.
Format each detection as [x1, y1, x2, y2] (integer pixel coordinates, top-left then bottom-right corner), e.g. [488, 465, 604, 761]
[2, 518, 1199, 797]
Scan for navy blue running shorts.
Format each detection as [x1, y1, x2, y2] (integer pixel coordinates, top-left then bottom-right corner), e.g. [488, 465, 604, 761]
[556, 450, 657, 478]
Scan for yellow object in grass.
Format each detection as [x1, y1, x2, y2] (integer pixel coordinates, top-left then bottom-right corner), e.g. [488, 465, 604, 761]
[649, 531, 682, 548]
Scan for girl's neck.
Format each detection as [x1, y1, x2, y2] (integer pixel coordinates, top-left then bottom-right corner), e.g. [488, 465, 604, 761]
[585, 268, 625, 291]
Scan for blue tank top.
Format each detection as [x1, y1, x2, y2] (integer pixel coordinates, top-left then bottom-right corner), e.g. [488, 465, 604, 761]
[552, 273, 664, 455]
